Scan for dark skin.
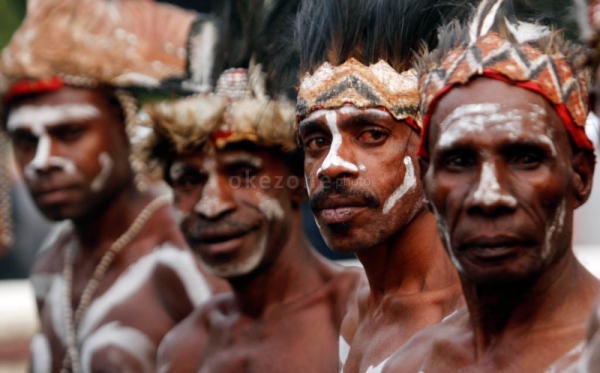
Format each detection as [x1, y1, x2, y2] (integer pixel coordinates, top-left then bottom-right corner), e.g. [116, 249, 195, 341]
[384, 78, 600, 373]
[7, 86, 226, 372]
[298, 105, 463, 372]
[157, 144, 364, 372]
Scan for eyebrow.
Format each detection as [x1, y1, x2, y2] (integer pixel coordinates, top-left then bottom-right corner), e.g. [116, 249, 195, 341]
[298, 110, 327, 130]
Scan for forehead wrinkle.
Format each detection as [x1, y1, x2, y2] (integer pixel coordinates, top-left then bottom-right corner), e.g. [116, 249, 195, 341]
[7, 104, 101, 131]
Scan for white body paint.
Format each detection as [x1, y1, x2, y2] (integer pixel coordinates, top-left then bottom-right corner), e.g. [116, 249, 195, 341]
[472, 163, 518, 209]
[365, 356, 390, 373]
[7, 105, 100, 181]
[382, 157, 417, 214]
[80, 321, 156, 373]
[31, 333, 52, 373]
[204, 233, 268, 278]
[79, 244, 211, 338]
[339, 335, 351, 366]
[35, 234, 211, 372]
[90, 153, 114, 192]
[438, 103, 555, 156]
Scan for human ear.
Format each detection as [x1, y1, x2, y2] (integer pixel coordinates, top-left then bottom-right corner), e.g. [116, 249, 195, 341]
[571, 150, 595, 208]
[418, 156, 433, 212]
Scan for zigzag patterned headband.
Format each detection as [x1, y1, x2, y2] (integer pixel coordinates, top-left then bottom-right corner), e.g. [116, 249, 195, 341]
[297, 58, 421, 132]
[419, 32, 592, 157]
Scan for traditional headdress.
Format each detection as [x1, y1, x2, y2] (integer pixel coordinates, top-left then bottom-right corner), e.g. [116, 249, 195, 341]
[0, 0, 196, 248]
[144, 0, 301, 175]
[295, 0, 471, 131]
[418, 0, 592, 157]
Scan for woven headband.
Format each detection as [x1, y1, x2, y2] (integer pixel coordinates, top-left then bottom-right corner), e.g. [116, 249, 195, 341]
[419, 32, 592, 157]
[297, 58, 421, 132]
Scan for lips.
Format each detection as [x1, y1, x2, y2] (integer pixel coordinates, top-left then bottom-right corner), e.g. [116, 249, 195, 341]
[32, 185, 80, 205]
[458, 235, 533, 260]
[314, 196, 369, 225]
[189, 227, 256, 255]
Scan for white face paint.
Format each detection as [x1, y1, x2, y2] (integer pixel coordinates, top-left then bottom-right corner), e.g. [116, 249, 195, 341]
[438, 103, 555, 156]
[300, 110, 364, 175]
[382, 156, 417, 214]
[257, 193, 285, 221]
[194, 157, 228, 219]
[201, 191, 283, 278]
[203, 232, 268, 278]
[8, 104, 101, 182]
[543, 198, 566, 261]
[90, 152, 114, 192]
[472, 162, 518, 209]
[365, 356, 391, 373]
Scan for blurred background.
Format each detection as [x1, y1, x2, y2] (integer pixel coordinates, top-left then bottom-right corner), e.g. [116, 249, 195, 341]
[1, 0, 600, 371]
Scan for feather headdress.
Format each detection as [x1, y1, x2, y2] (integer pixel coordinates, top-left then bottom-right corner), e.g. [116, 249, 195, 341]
[0, 0, 196, 96]
[144, 0, 302, 176]
[418, 0, 592, 157]
[295, 0, 471, 129]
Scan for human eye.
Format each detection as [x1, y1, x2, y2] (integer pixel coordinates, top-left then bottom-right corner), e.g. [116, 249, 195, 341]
[11, 131, 38, 153]
[304, 136, 331, 153]
[172, 170, 206, 192]
[357, 128, 388, 144]
[51, 124, 86, 143]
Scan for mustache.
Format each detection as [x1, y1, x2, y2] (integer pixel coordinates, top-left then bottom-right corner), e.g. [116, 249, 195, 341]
[309, 180, 380, 212]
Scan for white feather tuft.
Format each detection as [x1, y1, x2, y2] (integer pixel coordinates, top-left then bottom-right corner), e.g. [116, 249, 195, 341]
[469, 0, 505, 43]
[188, 20, 218, 92]
[506, 20, 550, 44]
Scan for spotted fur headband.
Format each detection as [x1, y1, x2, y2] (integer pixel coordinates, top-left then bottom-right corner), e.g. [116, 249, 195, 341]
[297, 58, 421, 132]
[144, 65, 297, 156]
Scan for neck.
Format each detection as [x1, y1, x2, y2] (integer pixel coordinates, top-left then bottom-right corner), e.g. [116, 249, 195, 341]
[229, 211, 327, 317]
[463, 249, 600, 353]
[356, 209, 459, 300]
[72, 180, 152, 254]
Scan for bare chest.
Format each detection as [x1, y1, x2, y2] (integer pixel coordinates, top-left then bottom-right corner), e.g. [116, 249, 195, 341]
[198, 304, 341, 373]
[343, 306, 456, 373]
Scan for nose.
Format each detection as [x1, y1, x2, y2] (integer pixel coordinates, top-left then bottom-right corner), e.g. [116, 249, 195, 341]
[317, 132, 360, 183]
[466, 162, 517, 216]
[194, 174, 236, 220]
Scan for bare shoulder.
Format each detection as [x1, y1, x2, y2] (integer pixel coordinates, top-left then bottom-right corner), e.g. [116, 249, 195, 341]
[319, 260, 367, 322]
[157, 293, 235, 373]
[383, 308, 470, 373]
[30, 221, 74, 276]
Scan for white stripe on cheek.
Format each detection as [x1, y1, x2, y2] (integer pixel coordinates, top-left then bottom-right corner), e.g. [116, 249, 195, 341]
[382, 156, 417, 214]
[472, 163, 517, 208]
[257, 193, 285, 221]
[90, 153, 114, 192]
[317, 111, 360, 175]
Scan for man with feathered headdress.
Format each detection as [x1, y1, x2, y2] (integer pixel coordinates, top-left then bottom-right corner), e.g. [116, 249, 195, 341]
[0, 0, 227, 371]
[294, 0, 470, 371]
[384, 0, 600, 371]
[142, 0, 364, 372]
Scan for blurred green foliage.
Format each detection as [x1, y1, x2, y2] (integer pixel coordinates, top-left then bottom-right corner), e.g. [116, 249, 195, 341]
[0, 0, 25, 48]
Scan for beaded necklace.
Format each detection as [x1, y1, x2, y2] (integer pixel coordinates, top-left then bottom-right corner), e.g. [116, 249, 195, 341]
[60, 194, 172, 373]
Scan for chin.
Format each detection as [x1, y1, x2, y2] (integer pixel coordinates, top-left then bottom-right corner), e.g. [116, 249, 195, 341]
[458, 261, 544, 286]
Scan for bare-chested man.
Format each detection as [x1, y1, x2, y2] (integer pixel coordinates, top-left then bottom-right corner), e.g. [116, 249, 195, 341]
[294, 0, 468, 371]
[146, 2, 363, 372]
[384, 1, 600, 371]
[0, 0, 226, 371]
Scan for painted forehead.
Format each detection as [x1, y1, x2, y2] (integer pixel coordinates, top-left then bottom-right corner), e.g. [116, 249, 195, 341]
[7, 104, 101, 132]
[432, 103, 557, 148]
